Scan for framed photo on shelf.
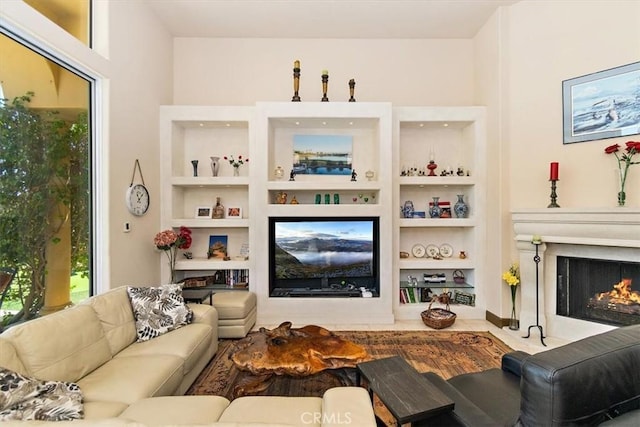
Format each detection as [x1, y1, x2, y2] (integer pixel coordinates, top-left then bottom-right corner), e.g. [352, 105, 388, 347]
[226, 206, 242, 219]
[195, 206, 212, 218]
[292, 135, 353, 176]
[207, 235, 228, 259]
[562, 61, 640, 144]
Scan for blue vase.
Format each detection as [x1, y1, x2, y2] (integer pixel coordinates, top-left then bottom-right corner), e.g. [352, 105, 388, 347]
[454, 194, 469, 218]
[429, 197, 442, 218]
[402, 200, 415, 218]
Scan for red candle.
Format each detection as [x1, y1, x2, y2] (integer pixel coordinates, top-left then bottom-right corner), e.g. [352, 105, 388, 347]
[550, 162, 559, 181]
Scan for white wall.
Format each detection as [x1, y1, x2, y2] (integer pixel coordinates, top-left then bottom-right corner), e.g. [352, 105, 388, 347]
[106, 1, 173, 288]
[506, 0, 640, 210]
[173, 38, 475, 106]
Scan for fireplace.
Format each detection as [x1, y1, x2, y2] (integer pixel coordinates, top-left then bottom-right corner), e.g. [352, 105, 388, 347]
[512, 208, 640, 341]
[556, 257, 640, 326]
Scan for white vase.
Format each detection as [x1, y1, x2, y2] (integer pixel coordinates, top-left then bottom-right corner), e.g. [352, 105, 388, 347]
[210, 157, 220, 176]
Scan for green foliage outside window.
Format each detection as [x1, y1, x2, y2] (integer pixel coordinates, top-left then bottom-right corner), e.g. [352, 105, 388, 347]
[0, 92, 89, 327]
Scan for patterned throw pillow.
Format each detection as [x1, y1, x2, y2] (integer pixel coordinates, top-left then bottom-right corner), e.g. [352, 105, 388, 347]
[127, 284, 194, 342]
[0, 368, 83, 421]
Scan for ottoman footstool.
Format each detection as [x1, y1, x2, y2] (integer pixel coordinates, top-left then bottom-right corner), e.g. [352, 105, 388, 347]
[212, 291, 257, 338]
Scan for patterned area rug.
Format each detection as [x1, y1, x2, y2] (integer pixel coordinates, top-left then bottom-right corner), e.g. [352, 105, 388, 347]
[187, 330, 513, 426]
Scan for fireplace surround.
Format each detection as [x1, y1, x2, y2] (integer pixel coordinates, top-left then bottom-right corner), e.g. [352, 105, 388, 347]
[512, 208, 640, 342]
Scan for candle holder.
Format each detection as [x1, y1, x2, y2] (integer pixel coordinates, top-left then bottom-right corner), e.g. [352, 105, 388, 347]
[321, 72, 329, 102]
[292, 61, 301, 102]
[427, 160, 438, 176]
[548, 179, 560, 208]
[523, 238, 547, 346]
[348, 79, 356, 102]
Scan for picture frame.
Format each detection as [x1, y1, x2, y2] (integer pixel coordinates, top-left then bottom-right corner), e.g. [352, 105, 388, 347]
[226, 206, 242, 219]
[562, 62, 640, 144]
[195, 206, 212, 218]
[207, 235, 228, 259]
[292, 135, 353, 176]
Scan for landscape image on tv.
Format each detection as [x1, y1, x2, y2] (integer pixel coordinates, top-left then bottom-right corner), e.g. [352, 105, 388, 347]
[274, 220, 374, 280]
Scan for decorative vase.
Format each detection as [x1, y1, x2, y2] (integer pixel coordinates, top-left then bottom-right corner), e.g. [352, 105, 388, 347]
[233, 166, 240, 177]
[429, 197, 442, 218]
[509, 306, 519, 330]
[402, 200, 415, 218]
[618, 191, 626, 207]
[213, 197, 225, 219]
[191, 160, 198, 177]
[210, 157, 220, 177]
[509, 286, 519, 330]
[454, 194, 469, 218]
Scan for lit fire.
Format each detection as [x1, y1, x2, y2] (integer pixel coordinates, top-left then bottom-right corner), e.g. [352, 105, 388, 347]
[595, 279, 640, 305]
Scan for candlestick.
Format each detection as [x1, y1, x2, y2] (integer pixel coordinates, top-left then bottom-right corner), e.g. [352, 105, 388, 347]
[321, 71, 329, 102]
[348, 79, 356, 102]
[292, 60, 301, 102]
[550, 162, 559, 181]
[548, 180, 560, 208]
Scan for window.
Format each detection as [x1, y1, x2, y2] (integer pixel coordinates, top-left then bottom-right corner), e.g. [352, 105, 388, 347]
[0, 2, 99, 328]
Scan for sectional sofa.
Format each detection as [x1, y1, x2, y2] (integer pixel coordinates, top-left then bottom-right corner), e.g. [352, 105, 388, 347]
[0, 286, 377, 426]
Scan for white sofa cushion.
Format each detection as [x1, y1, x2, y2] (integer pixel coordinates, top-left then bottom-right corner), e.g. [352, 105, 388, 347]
[115, 323, 213, 375]
[118, 395, 230, 425]
[127, 285, 193, 342]
[81, 287, 137, 356]
[77, 355, 183, 404]
[218, 396, 323, 427]
[1, 305, 112, 382]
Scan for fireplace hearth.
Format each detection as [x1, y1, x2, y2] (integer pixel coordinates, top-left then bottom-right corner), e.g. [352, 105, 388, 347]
[557, 257, 640, 326]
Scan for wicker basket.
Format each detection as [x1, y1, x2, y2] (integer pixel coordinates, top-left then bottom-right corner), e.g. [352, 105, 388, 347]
[421, 298, 457, 329]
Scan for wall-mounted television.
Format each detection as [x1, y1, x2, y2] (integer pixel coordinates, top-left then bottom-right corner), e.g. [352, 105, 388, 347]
[269, 216, 380, 297]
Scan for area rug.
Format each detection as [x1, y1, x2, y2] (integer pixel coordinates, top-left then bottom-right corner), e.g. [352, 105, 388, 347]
[187, 330, 513, 426]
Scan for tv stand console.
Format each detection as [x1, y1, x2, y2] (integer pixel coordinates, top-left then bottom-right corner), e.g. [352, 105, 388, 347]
[271, 288, 369, 298]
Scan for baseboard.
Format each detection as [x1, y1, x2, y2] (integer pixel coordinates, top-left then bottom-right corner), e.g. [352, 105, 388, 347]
[486, 310, 509, 328]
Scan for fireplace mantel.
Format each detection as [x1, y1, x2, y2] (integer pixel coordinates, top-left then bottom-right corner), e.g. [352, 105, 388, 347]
[512, 208, 640, 248]
[511, 208, 640, 342]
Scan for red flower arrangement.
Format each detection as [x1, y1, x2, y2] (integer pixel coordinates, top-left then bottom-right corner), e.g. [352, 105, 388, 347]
[604, 141, 640, 206]
[154, 226, 192, 283]
[224, 155, 248, 168]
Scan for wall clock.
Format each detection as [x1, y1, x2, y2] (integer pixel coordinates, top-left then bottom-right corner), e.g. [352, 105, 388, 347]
[126, 159, 150, 216]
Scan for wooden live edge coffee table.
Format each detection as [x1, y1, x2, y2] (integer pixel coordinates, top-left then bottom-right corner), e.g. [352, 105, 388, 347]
[357, 356, 454, 427]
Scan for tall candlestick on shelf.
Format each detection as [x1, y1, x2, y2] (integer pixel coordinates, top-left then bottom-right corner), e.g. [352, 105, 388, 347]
[292, 60, 301, 102]
[348, 79, 356, 102]
[321, 70, 329, 102]
[550, 162, 559, 180]
[548, 162, 560, 208]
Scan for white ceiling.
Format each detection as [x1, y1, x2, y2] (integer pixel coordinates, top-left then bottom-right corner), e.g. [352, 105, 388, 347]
[142, 0, 519, 39]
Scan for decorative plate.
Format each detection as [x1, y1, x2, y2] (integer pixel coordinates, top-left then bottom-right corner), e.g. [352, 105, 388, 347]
[426, 244, 440, 258]
[411, 244, 426, 258]
[439, 243, 453, 258]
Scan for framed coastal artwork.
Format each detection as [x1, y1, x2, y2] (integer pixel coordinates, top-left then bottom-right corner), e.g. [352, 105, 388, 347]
[292, 135, 353, 175]
[562, 61, 640, 144]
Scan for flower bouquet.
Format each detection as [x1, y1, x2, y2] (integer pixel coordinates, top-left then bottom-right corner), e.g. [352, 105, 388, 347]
[154, 226, 192, 283]
[604, 141, 640, 206]
[503, 262, 520, 330]
[224, 155, 248, 176]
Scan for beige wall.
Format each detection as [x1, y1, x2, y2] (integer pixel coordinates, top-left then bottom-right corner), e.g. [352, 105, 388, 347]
[106, 1, 173, 289]
[506, 0, 640, 210]
[173, 38, 475, 106]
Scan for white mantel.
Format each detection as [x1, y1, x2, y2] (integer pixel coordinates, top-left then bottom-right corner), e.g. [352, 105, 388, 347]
[511, 208, 640, 342]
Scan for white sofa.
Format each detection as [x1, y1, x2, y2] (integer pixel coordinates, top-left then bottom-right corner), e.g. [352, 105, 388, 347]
[0, 286, 377, 426]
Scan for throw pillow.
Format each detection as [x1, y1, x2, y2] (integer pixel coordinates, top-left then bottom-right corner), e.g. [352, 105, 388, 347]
[127, 284, 194, 342]
[0, 368, 83, 421]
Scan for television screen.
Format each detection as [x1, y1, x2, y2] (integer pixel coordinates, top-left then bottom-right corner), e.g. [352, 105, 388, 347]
[269, 216, 380, 296]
